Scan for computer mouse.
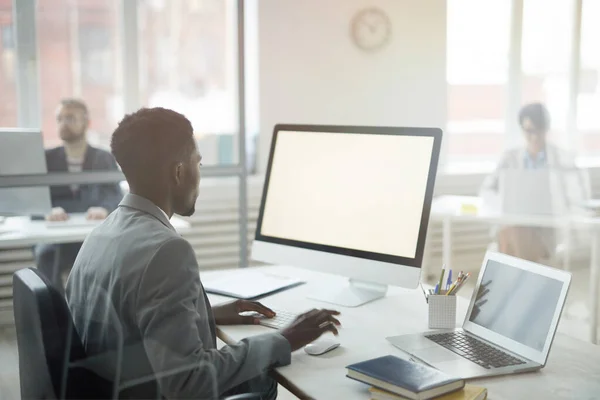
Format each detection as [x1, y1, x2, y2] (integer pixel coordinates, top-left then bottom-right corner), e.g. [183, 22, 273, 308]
[304, 338, 340, 356]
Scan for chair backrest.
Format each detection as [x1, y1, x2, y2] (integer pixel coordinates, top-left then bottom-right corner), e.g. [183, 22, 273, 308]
[12, 268, 111, 399]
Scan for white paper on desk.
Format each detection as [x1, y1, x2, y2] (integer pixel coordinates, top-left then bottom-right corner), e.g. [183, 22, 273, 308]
[202, 270, 303, 299]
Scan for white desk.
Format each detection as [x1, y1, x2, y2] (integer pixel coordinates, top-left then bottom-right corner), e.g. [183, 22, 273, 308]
[430, 195, 600, 344]
[0, 214, 191, 249]
[206, 266, 600, 400]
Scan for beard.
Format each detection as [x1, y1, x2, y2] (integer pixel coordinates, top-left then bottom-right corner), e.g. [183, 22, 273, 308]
[60, 129, 85, 143]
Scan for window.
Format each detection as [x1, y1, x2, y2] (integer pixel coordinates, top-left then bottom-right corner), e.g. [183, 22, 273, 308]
[1, 24, 14, 49]
[521, 0, 573, 150]
[36, 0, 122, 149]
[0, 6, 17, 127]
[137, 0, 239, 166]
[0, 24, 15, 82]
[79, 25, 113, 85]
[446, 0, 511, 169]
[578, 0, 600, 158]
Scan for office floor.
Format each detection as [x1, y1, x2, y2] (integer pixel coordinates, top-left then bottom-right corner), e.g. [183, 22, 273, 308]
[0, 262, 597, 399]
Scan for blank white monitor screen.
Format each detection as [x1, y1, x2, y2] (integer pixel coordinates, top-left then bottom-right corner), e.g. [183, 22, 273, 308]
[260, 129, 436, 259]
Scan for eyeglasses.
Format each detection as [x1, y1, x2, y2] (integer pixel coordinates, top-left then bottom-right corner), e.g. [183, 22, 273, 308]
[523, 128, 545, 136]
[57, 115, 85, 124]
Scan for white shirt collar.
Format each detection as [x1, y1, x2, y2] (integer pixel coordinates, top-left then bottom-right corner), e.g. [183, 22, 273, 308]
[158, 206, 170, 221]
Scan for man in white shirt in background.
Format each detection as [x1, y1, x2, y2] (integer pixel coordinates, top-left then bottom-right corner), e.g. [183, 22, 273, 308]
[481, 102, 590, 262]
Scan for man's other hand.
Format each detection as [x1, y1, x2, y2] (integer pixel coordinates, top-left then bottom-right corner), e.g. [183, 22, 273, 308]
[86, 207, 109, 220]
[280, 309, 341, 351]
[212, 300, 276, 326]
[46, 207, 68, 221]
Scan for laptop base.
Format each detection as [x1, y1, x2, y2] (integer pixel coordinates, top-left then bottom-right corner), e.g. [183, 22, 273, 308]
[387, 330, 542, 380]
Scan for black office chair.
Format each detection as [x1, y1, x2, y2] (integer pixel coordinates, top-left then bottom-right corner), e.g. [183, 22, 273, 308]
[12, 268, 263, 400]
[12, 267, 112, 399]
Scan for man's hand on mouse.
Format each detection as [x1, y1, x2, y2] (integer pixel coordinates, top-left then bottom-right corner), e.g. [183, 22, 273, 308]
[212, 300, 276, 325]
[280, 308, 341, 351]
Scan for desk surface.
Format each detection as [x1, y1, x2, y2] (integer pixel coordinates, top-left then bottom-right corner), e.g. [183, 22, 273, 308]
[0, 214, 191, 249]
[432, 195, 600, 228]
[207, 266, 600, 400]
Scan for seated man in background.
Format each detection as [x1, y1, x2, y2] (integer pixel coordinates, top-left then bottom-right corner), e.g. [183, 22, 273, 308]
[66, 107, 340, 399]
[35, 98, 123, 290]
[480, 102, 590, 262]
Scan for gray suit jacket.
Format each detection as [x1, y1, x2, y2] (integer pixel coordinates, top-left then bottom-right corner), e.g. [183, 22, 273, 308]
[66, 193, 291, 399]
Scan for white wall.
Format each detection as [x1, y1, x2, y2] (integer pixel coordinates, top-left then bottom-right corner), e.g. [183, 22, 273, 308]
[257, 0, 447, 171]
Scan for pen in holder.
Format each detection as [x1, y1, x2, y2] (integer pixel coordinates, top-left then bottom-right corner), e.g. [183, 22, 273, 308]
[428, 294, 457, 329]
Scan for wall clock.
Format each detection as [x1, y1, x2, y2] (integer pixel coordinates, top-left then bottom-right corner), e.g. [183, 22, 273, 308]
[350, 7, 392, 52]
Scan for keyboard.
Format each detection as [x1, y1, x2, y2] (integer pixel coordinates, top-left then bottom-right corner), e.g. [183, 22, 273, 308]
[247, 309, 299, 329]
[45, 217, 100, 229]
[425, 331, 526, 369]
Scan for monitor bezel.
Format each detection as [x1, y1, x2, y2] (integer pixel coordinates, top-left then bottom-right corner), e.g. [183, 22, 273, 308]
[254, 124, 442, 268]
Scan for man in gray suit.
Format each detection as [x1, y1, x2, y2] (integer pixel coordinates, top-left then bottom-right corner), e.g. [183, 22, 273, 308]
[66, 107, 340, 399]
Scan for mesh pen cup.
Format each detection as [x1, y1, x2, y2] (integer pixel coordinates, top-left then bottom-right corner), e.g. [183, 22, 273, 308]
[428, 295, 457, 329]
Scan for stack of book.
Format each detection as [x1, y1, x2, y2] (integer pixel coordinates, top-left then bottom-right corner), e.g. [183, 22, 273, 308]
[346, 355, 487, 400]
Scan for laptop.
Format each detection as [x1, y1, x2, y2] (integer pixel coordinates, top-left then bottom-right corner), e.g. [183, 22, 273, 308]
[499, 169, 566, 216]
[387, 251, 571, 379]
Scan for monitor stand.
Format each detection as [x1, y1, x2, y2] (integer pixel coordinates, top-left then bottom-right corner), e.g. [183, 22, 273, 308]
[307, 279, 388, 307]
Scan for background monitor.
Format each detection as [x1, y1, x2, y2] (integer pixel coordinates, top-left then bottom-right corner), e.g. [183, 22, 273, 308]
[0, 129, 52, 216]
[252, 124, 442, 307]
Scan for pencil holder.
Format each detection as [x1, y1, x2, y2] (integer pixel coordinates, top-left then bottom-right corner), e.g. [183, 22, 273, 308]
[428, 295, 457, 329]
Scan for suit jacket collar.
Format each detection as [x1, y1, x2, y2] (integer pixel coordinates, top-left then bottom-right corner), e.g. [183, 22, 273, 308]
[118, 193, 176, 232]
[516, 144, 561, 169]
[82, 145, 96, 170]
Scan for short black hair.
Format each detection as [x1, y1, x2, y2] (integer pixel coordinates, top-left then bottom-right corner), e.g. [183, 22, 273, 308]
[60, 98, 89, 117]
[518, 102, 551, 133]
[110, 107, 195, 182]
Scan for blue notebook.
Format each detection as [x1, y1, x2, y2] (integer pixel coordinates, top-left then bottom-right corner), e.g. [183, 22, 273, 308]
[346, 355, 464, 400]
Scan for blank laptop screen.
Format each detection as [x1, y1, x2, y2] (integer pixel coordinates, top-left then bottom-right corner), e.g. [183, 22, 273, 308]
[469, 259, 564, 351]
[259, 130, 435, 259]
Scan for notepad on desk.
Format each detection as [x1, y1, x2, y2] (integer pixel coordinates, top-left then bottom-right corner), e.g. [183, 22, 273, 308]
[346, 355, 464, 400]
[202, 269, 304, 300]
[369, 385, 487, 400]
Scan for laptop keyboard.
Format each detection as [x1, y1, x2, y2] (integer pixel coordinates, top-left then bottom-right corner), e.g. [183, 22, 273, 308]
[425, 331, 527, 369]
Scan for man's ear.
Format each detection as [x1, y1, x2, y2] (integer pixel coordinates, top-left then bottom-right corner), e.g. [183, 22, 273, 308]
[174, 162, 183, 186]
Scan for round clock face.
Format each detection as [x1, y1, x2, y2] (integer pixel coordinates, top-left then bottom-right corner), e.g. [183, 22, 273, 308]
[350, 7, 392, 52]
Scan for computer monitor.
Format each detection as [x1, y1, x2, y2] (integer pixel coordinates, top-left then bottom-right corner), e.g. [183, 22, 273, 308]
[0, 128, 52, 216]
[252, 124, 442, 307]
